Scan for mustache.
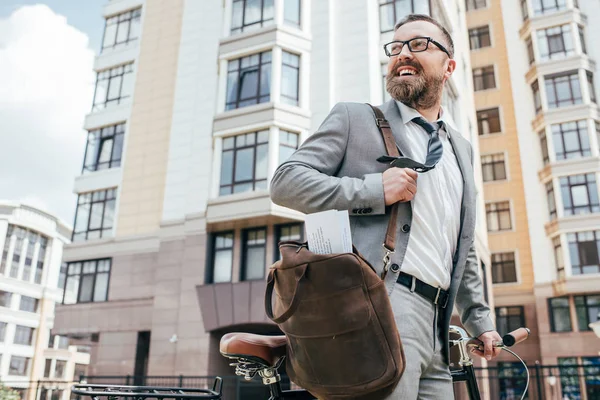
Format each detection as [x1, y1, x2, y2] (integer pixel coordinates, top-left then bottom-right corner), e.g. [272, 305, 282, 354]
[390, 60, 422, 75]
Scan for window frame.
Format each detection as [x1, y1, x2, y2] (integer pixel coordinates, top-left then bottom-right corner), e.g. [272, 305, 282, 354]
[495, 306, 525, 335]
[481, 153, 507, 182]
[8, 356, 30, 376]
[567, 230, 600, 275]
[274, 222, 304, 260]
[559, 173, 599, 216]
[465, 0, 487, 11]
[62, 258, 112, 304]
[206, 231, 235, 284]
[486, 201, 512, 232]
[473, 65, 496, 91]
[101, 8, 142, 52]
[82, 123, 126, 173]
[491, 252, 518, 284]
[469, 25, 491, 50]
[72, 188, 117, 242]
[378, 0, 431, 33]
[536, 24, 575, 61]
[13, 325, 35, 346]
[476, 107, 502, 136]
[574, 294, 600, 331]
[549, 296, 572, 332]
[544, 71, 583, 109]
[241, 227, 268, 281]
[91, 63, 135, 112]
[532, 0, 567, 16]
[219, 131, 270, 195]
[230, 0, 275, 35]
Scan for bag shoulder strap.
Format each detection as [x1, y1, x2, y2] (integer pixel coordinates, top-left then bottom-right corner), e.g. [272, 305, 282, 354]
[366, 104, 400, 276]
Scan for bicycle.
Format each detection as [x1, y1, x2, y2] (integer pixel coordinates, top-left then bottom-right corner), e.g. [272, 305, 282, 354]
[71, 325, 530, 400]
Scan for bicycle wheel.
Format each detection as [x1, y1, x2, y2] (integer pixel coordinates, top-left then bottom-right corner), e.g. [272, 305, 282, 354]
[71, 379, 222, 399]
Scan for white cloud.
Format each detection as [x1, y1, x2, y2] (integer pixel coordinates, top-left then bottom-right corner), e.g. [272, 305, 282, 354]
[0, 4, 95, 227]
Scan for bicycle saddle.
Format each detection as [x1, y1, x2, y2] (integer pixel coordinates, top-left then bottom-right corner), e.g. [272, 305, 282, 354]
[220, 333, 287, 366]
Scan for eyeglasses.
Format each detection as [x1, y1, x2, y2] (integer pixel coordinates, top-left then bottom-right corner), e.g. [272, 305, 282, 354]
[383, 37, 451, 58]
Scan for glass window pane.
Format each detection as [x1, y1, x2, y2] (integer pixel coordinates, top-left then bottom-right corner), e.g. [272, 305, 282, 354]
[260, 61, 271, 97]
[239, 69, 259, 100]
[244, 0, 262, 25]
[93, 273, 109, 302]
[107, 75, 123, 100]
[234, 148, 254, 181]
[379, 3, 395, 33]
[121, 70, 134, 99]
[284, 0, 300, 25]
[213, 250, 232, 283]
[116, 20, 129, 44]
[74, 203, 90, 234]
[102, 23, 117, 48]
[79, 275, 94, 303]
[244, 247, 266, 280]
[255, 144, 268, 180]
[88, 202, 105, 230]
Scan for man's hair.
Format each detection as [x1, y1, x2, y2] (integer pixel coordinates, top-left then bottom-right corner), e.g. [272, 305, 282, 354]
[394, 14, 454, 58]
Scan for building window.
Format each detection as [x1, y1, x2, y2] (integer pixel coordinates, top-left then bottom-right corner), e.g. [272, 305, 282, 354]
[0, 290, 12, 307]
[83, 123, 125, 173]
[526, 37, 535, 65]
[283, 0, 301, 27]
[491, 252, 517, 284]
[549, 297, 572, 332]
[553, 236, 564, 279]
[0, 321, 6, 342]
[552, 120, 591, 161]
[466, 0, 487, 11]
[568, 230, 600, 275]
[275, 223, 304, 260]
[532, 0, 567, 15]
[587, 72, 596, 103]
[498, 362, 528, 400]
[476, 108, 501, 135]
[19, 296, 38, 313]
[241, 228, 267, 281]
[74, 364, 88, 380]
[21, 231, 36, 282]
[220, 131, 269, 195]
[540, 132, 549, 165]
[279, 130, 299, 165]
[582, 357, 600, 399]
[54, 360, 67, 379]
[226, 51, 271, 110]
[62, 259, 111, 304]
[558, 358, 581, 400]
[532, 80, 542, 113]
[379, 0, 430, 33]
[13, 325, 34, 345]
[547, 181, 557, 220]
[495, 306, 525, 335]
[469, 26, 491, 50]
[281, 51, 300, 106]
[231, 0, 274, 34]
[545, 71, 582, 109]
[9, 227, 25, 278]
[486, 201, 512, 232]
[579, 25, 586, 54]
[44, 359, 52, 378]
[9, 356, 30, 376]
[559, 174, 599, 216]
[0, 225, 11, 274]
[72, 188, 117, 242]
[101, 8, 141, 51]
[473, 66, 496, 91]
[92, 63, 135, 111]
[537, 24, 574, 61]
[575, 294, 600, 331]
[35, 236, 47, 284]
[481, 153, 506, 182]
[208, 232, 234, 283]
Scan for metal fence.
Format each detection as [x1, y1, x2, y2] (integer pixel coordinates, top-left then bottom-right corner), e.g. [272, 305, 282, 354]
[4, 362, 599, 400]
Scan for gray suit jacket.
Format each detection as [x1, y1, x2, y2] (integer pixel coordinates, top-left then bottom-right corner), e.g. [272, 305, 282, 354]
[270, 99, 495, 362]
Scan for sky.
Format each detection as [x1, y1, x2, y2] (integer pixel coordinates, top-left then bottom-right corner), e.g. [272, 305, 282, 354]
[0, 1, 106, 227]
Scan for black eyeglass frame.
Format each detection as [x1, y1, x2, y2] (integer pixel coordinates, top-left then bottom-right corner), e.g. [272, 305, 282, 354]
[383, 37, 451, 58]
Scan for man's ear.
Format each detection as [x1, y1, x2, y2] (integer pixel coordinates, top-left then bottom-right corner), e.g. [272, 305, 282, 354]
[444, 59, 456, 82]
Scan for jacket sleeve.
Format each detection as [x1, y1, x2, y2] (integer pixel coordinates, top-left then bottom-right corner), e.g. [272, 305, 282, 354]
[454, 140, 496, 338]
[270, 102, 386, 215]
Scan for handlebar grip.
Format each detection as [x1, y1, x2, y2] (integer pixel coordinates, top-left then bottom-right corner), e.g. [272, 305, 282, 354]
[502, 327, 530, 347]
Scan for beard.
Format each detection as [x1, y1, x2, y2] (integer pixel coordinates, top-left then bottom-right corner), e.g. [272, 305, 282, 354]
[386, 61, 444, 110]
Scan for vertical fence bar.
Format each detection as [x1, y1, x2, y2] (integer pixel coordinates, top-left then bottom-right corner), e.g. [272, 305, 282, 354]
[126, 375, 131, 386]
[535, 361, 544, 400]
[179, 375, 183, 388]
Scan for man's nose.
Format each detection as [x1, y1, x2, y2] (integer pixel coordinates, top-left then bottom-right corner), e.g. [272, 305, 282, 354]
[397, 43, 413, 59]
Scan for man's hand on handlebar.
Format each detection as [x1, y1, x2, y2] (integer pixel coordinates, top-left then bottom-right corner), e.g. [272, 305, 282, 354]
[471, 330, 503, 361]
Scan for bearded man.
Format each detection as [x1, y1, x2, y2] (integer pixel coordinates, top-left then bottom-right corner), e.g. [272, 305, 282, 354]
[270, 14, 502, 399]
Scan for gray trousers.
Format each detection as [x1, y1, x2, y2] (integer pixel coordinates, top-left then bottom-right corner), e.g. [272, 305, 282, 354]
[385, 283, 454, 399]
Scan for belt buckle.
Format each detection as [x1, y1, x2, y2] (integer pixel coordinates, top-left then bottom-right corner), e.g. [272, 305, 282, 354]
[434, 287, 448, 308]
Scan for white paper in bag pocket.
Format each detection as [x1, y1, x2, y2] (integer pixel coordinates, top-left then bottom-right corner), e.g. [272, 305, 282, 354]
[304, 210, 353, 255]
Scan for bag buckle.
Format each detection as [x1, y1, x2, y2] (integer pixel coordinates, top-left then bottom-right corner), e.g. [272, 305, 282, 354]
[380, 244, 395, 280]
[434, 287, 448, 308]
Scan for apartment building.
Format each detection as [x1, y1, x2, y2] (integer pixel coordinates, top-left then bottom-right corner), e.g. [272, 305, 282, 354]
[466, 0, 600, 398]
[0, 202, 90, 400]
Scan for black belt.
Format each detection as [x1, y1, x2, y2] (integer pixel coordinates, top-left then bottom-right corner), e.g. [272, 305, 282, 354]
[396, 271, 449, 308]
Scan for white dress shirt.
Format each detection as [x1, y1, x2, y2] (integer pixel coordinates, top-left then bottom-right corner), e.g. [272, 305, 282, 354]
[394, 101, 463, 290]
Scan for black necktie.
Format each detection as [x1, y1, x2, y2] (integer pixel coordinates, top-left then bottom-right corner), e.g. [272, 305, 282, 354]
[377, 117, 444, 173]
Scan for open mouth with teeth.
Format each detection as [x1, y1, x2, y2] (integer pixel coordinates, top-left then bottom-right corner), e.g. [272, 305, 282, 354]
[397, 67, 419, 77]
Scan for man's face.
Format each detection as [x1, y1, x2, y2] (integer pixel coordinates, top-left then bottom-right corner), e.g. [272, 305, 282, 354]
[386, 20, 455, 109]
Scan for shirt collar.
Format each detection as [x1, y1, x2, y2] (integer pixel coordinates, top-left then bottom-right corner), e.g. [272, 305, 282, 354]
[394, 100, 457, 137]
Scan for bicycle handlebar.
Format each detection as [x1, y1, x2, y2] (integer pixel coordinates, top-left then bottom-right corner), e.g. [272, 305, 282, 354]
[502, 327, 530, 347]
